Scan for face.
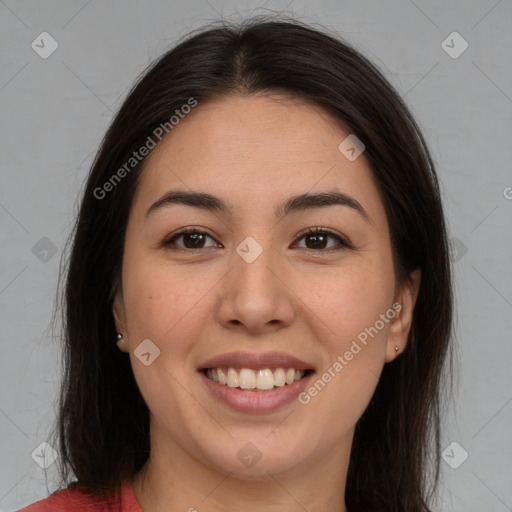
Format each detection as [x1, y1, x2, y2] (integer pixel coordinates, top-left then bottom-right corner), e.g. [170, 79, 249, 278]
[113, 93, 419, 481]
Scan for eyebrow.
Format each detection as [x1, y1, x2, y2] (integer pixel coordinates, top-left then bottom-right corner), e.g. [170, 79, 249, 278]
[145, 189, 369, 222]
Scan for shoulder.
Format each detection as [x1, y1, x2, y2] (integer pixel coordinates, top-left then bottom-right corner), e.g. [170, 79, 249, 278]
[17, 480, 142, 512]
[16, 484, 119, 512]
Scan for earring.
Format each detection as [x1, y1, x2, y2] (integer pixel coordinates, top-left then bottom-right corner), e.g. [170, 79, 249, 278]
[394, 346, 399, 352]
[117, 333, 125, 344]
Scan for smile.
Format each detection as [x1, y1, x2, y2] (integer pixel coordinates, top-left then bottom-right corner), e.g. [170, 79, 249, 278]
[204, 367, 310, 392]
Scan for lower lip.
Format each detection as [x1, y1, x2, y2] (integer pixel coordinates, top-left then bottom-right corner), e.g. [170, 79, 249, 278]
[199, 371, 314, 413]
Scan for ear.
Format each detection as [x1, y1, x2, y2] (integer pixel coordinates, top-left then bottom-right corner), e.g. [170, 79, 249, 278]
[112, 286, 129, 353]
[385, 268, 421, 362]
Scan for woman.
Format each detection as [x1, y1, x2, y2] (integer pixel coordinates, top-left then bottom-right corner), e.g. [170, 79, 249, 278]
[20, 16, 453, 512]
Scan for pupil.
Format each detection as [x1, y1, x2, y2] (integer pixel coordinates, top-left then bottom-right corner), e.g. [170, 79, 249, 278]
[184, 233, 204, 248]
[307, 234, 326, 249]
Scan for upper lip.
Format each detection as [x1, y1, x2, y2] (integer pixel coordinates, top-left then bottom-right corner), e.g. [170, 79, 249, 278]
[198, 351, 315, 371]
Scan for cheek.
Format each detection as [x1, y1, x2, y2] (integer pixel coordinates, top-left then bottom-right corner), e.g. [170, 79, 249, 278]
[296, 255, 395, 427]
[122, 256, 198, 336]
[120, 260, 210, 421]
[303, 254, 395, 343]
[120, 255, 222, 377]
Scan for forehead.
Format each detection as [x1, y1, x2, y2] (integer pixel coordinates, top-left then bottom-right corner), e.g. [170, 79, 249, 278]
[131, 93, 386, 226]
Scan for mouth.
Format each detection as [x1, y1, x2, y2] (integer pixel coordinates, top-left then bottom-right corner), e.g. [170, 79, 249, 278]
[202, 367, 313, 392]
[197, 351, 315, 413]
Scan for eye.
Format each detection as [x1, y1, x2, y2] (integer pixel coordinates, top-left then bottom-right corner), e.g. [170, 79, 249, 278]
[294, 227, 351, 251]
[162, 226, 351, 252]
[163, 228, 221, 250]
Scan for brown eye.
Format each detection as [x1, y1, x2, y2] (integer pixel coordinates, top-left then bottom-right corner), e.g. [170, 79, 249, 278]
[180, 232, 208, 248]
[295, 228, 350, 251]
[164, 229, 220, 250]
[304, 233, 330, 249]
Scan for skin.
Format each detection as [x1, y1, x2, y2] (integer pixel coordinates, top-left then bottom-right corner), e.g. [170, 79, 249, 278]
[113, 93, 421, 512]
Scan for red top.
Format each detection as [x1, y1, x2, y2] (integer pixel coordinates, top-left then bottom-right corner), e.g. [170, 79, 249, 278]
[17, 480, 143, 511]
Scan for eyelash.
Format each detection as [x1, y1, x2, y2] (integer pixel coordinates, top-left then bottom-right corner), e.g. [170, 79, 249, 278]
[162, 226, 352, 253]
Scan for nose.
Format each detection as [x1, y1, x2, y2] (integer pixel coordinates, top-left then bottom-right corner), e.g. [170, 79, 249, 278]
[216, 239, 296, 334]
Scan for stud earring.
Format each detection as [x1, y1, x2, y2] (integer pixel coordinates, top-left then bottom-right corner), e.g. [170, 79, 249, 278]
[394, 346, 399, 352]
[117, 333, 125, 344]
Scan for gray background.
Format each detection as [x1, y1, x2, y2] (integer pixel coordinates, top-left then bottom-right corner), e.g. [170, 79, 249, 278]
[1, 1, 511, 511]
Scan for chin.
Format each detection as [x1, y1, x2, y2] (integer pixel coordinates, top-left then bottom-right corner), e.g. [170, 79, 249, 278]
[201, 441, 308, 480]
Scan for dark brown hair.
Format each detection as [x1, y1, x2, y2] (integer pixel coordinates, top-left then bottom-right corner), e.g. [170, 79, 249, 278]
[51, 16, 453, 512]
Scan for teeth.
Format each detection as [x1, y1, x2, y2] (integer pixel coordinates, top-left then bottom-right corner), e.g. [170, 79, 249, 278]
[256, 369, 274, 390]
[239, 368, 256, 390]
[273, 368, 286, 387]
[227, 368, 239, 388]
[206, 367, 306, 391]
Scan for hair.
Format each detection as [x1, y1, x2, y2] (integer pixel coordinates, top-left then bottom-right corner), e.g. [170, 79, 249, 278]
[51, 15, 453, 512]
